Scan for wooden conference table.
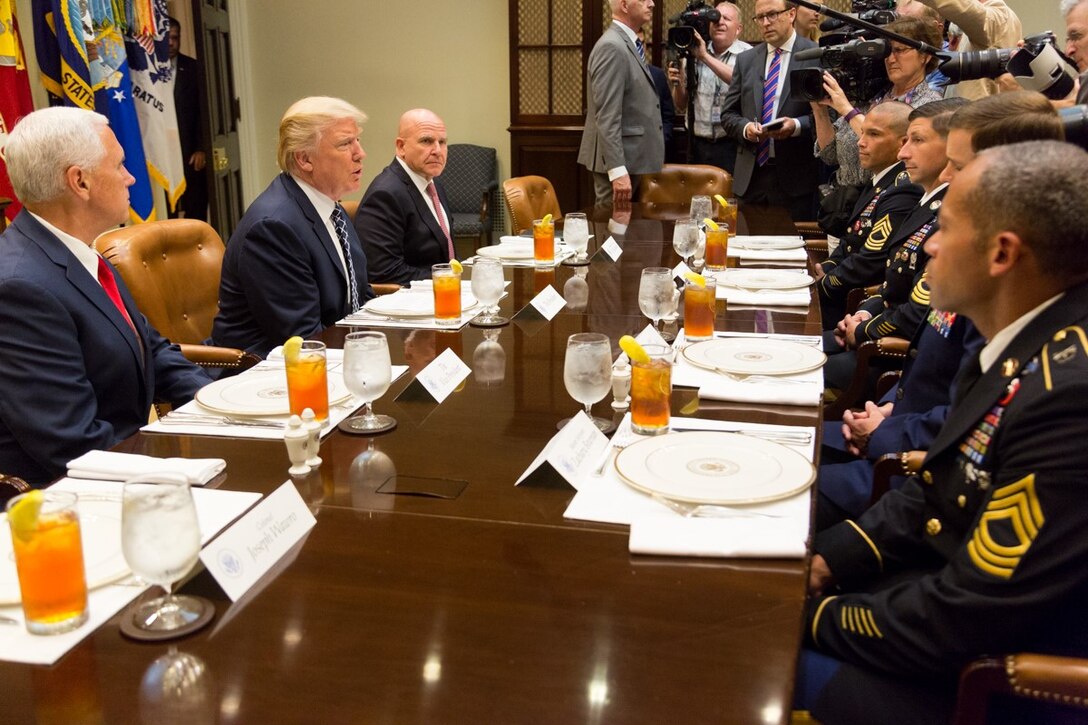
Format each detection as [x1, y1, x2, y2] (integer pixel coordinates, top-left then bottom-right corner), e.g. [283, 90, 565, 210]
[1, 205, 825, 723]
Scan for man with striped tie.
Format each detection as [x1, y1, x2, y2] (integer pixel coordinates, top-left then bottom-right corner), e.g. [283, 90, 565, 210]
[719, 0, 821, 220]
[578, 0, 665, 207]
[213, 97, 375, 357]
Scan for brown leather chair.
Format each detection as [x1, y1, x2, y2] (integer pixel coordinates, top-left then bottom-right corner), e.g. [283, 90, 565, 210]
[96, 219, 259, 373]
[823, 336, 911, 421]
[340, 199, 360, 220]
[502, 176, 562, 234]
[0, 473, 32, 507]
[638, 164, 733, 211]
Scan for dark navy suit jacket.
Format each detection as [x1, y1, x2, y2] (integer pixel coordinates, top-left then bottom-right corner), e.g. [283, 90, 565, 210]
[354, 159, 453, 285]
[212, 173, 374, 356]
[0, 212, 210, 485]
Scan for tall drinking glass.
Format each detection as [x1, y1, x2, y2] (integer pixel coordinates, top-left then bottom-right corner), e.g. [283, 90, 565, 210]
[672, 219, 698, 266]
[704, 226, 730, 271]
[6, 491, 88, 635]
[683, 276, 718, 341]
[689, 195, 712, 223]
[122, 474, 208, 634]
[469, 257, 508, 327]
[638, 267, 677, 335]
[562, 212, 590, 264]
[533, 218, 555, 266]
[341, 331, 396, 433]
[432, 263, 462, 326]
[717, 196, 739, 237]
[563, 333, 613, 431]
[285, 340, 329, 420]
[631, 344, 673, 435]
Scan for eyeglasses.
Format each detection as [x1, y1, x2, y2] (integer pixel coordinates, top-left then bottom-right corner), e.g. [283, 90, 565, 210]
[888, 45, 918, 57]
[752, 9, 788, 24]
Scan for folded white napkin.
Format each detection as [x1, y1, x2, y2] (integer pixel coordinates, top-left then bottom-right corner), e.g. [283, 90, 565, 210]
[727, 246, 808, 262]
[67, 450, 225, 486]
[409, 279, 433, 290]
[731, 235, 804, 247]
[629, 515, 806, 558]
[714, 286, 810, 307]
[697, 369, 822, 406]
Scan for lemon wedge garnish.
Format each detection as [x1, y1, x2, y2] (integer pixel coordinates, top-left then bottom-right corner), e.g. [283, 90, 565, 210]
[703, 217, 720, 231]
[714, 194, 729, 208]
[619, 335, 650, 364]
[683, 271, 706, 287]
[450, 259, 463, 275]
[541, 213, 553, 225]
[283, 336, 304, 364]
[8, 490, 43, 540]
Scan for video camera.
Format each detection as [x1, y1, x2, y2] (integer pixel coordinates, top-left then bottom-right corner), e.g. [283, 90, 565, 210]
[667, 0, 721, 56]
[788, 0, 897, 103]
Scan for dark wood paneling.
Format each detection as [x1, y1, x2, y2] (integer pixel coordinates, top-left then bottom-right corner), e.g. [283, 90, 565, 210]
[510, 126, 595, 213]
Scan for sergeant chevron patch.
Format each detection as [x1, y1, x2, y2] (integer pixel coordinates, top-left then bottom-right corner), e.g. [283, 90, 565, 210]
[967, 474, 1045, 579]
[864, 215, 893, 251]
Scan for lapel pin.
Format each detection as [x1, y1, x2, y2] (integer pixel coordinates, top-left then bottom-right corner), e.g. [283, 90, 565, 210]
[1001, 358, 1019, 377]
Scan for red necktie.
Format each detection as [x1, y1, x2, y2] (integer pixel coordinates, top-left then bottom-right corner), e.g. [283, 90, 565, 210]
[97, 256, 137, 334]
[426, 181, 456, 261]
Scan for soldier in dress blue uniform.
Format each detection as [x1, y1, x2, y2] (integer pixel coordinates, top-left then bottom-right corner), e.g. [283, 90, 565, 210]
[795, 141, 1088, 724]
[816, 103, 922, 330]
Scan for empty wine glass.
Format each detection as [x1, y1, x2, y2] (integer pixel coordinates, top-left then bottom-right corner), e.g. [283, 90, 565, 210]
[672, 219, 698, 266]
[342, 331, 396, 433]
[639, 267, 678, 337]
[562, 333, 614, 432]
[122, 473, 209, 635]
[689, 195, 712, 223]
[469, 257, 508, 327]
[562, 212, 590, 265]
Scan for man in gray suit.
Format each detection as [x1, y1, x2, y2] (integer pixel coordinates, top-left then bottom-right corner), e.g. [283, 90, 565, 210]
[720, 0, 821, 220]
[578, 0, 665, 207]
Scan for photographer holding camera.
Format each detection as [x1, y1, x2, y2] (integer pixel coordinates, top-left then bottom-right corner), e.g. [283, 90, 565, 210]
[811, 17, 943, 232]
[667, 2, 751, 173]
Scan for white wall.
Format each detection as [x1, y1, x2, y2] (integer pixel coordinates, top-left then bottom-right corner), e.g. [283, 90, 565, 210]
[1009, 0, 1065, 37]
[236, 0, 511, 204]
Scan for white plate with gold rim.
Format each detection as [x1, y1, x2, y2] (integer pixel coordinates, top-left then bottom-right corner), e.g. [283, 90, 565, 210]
[195, 369, 352, 417]
[719, 269, 815, 290]
[682, 338, 826, 376]
[0, 495, 130, 605]
[615, 431, 815, 505]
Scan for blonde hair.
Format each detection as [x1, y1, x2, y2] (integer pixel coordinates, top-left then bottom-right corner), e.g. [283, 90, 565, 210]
[277, 97, 367, 174]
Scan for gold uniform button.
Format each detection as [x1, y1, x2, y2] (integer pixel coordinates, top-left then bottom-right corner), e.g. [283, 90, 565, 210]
[922, 471, 933, 485]
[926, 518, 942, 536]
[957, 495, 967, 508]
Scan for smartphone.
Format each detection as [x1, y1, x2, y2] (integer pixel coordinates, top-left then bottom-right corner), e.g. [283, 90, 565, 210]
[762, 117, 789, 132]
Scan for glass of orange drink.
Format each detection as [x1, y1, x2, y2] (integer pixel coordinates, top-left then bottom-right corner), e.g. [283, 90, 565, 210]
[716, 197, 739, 235]
[532, 217, 555, 266]
[7, 490, 89, 635]
[704, 227, 729, 271]
[432, 263, 462, 326]
[631, 344, 672, 435]
[285, 340, 329, 420]
[684, 276, 717, 341]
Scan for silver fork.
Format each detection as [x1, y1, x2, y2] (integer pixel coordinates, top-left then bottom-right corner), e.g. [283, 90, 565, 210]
[651, 494, 784, 519]
[670, 425, 813, 445]
[161, 413, 286, 429]
[716, 370, 811, 385]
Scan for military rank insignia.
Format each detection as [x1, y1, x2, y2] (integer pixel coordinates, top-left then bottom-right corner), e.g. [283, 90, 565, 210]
[967, 474, 1045, 579]
[864, 214, 893, 251]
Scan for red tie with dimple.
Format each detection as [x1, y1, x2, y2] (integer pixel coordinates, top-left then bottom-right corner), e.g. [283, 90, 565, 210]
[97, 256, 137, 334]
[426, 181, 456, 261]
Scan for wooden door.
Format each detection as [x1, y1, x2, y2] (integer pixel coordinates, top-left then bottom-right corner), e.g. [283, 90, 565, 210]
[191, 0, 243, 238]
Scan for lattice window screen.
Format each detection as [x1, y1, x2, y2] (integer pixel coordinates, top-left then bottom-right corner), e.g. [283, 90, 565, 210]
[516, 0, 584, 117]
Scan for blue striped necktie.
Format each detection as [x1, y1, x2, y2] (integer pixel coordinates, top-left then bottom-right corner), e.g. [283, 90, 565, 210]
[757, 48, 783, 167]
[635, 38, 646, 64]
[331, 206, 361, 312]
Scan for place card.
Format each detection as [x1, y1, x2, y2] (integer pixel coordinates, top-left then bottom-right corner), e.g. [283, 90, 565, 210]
[404, 347, 471, 404]
[600, 236, 623, 261]
[200, 481, 317, 602]
[515, 411, 610, 490]
[672, 260, 694, 283]
[514, 284, 566, 323]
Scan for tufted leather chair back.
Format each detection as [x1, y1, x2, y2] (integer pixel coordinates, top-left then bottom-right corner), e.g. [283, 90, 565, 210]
[639, 164, 733, 210]
[340, 199, 360, 221]
[97, 219, 225, 345]
[502, 176, 563, 234]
